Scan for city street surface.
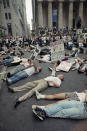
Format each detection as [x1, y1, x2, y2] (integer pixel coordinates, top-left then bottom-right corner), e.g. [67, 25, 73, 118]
[0, 48, 87, 131]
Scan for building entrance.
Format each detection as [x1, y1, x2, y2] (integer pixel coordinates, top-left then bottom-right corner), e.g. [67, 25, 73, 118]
[53, 9, 58, 27]
[7, 23, 12, 36]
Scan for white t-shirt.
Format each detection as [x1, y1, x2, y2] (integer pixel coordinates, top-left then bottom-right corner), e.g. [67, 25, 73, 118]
[21, 58, 28, 63]
[23, 62, 30, 68]
[44, 76, 61, 86]
[76, 92, 86, 102]
[42, 55, 50, 62]
[12, 57, 21, 63]
[25, 66, 35, 76]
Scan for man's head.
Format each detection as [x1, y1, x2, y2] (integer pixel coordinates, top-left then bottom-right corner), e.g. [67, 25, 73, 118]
[57, 74, 64, 81]
[37, 66, 42, 72]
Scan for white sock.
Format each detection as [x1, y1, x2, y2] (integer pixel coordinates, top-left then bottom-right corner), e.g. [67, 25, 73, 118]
[32, 105, 45, 109]
[36, 91, 45, 99]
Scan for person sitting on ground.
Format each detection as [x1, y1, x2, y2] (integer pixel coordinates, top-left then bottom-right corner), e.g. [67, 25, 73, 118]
[9, 62, 64, 108]
[35, 90, 87, 102]
[6, 59, 42, 85]
[7, 59, 32, 77]
[32, 100, 87, 121]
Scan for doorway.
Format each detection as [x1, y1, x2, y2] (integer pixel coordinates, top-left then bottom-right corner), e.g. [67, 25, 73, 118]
[7, 23, 12, 36]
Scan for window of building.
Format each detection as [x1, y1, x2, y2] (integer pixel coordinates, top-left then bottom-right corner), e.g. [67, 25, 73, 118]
[6, 0, 10, 7]
[8, 13, 11, 19]
[3, 0, 6, 8]
[5, 13, 8, 20]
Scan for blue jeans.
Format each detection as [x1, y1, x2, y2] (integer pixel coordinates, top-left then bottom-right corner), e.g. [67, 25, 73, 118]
[43, 101, 87, 119]
[8, 65, 25, 77]
[7, 70, 28, 84]
[2, 58, 14, 65]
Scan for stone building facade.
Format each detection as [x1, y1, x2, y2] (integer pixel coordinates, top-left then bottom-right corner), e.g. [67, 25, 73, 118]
[0, 0, 29, 37]
[34, 0, 87, 30]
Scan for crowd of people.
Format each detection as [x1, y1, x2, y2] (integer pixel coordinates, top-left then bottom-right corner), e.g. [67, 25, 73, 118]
[0, 27, 87, 121]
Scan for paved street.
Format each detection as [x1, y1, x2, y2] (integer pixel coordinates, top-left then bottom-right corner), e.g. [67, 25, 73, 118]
[0, 50, 87, 131]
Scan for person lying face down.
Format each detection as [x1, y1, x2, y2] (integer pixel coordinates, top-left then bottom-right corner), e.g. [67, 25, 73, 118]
[6, 59, 42, 85]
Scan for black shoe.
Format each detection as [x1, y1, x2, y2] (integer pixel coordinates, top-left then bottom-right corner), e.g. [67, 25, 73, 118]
[8, 87, 14, 93]
[14, 100, 21, 108]
[33, 107, 46, 120]
[7, 73, 11, 78]
[85, 69, 87, 75]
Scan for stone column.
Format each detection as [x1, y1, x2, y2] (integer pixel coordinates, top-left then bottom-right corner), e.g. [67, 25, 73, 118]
[38, 2, 43, 27]
[48, 1, 52, 28]
[0, 2, 2, 26]
[58, 1, 63, 29]
[79, 1, 83, 26]
[68, 1, 73, 29]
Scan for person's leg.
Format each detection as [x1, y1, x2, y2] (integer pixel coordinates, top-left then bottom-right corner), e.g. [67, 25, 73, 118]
[3, 58, 14, 65]
[36, 91, 66, 100]
[7, 70, 28, 84]
[7, 65, 25, 77]
[18, 80, 48, 101]
[9, 61, 22, 66]
[45, 100, 86, 118]
[13, 79, 43, 92]
[33, 101, 86, 119]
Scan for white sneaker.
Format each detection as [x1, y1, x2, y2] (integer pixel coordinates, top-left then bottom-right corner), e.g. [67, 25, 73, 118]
[35, 90, 41, 99]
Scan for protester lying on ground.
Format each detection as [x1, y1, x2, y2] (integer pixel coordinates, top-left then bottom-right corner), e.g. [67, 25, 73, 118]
[48, 57, 86, 72]
[78, 61, 87, 75]
[8, 62, 64, 108]
[7, 59, 32, 77]
[0, 56, 21, 66]
[32, 100, 87, 120]
[37, 54, 51, 63]
[35, 90, 87, 102]
[72, 57, 86, 71]
[6, 59, 42, 85]
[37, 48, 78, 63]
[66, 48, 78, 58]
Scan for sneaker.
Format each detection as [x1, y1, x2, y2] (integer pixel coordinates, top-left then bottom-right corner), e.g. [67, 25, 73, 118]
[7, 72, 11, 78]
[8, 87, 14, 93]
[32, 105, 42, 110]
[33, 109, 44, 120]
[32, 107, 46, 121]
[85, 69, 87, 75]
[14, 100, 21, 108]
[35, 91, 41, 99]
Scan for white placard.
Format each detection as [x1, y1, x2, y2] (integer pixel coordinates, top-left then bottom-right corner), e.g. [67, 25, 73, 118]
[50, 41, 65, 61]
